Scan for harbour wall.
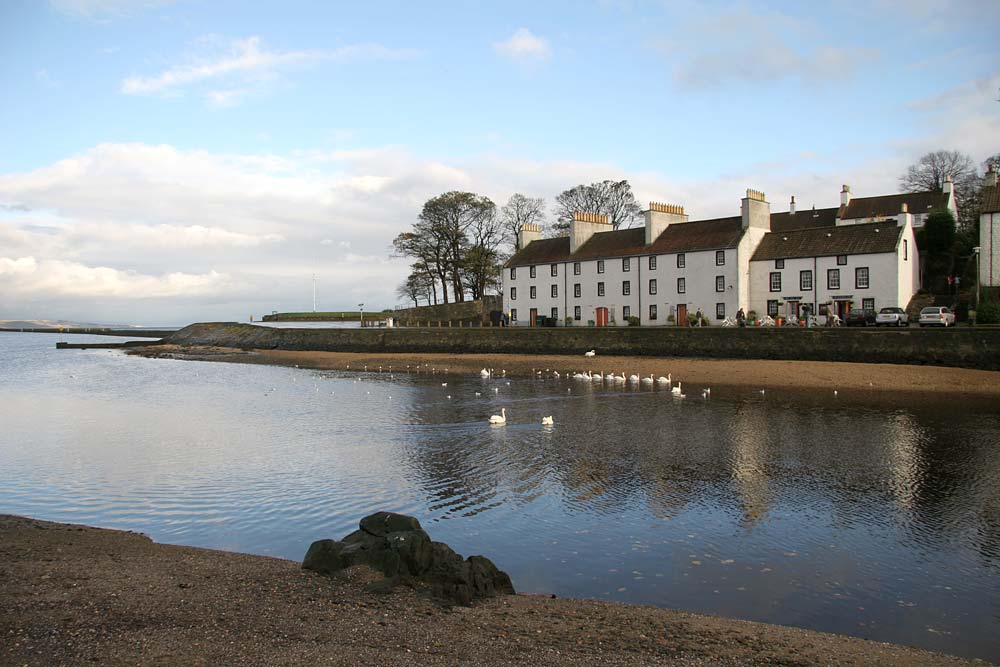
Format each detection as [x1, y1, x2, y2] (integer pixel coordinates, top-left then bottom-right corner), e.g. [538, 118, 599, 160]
[164, 322, 1000, 371]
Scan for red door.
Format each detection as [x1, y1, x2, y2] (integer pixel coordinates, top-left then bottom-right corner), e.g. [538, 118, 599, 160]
[529, 308, 538, 327]
[595, 307, 609, 327]
[676, 304, 687, 327]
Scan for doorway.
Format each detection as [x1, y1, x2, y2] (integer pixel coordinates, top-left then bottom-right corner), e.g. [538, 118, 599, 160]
[676, 303, 687, 326]
[595, 307, 609, 327]
[529, 308, 537, 327]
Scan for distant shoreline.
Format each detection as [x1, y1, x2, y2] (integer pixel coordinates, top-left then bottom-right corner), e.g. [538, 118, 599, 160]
[2, 514, 985, 666]
[127, 344, 1000, 398]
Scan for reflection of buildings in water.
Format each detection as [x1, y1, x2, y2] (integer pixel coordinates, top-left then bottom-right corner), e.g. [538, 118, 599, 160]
[726, 403, 773, 526]
[882, 413, 924, 512]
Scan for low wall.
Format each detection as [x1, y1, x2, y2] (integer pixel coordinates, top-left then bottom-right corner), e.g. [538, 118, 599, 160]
[165, 323, 1000, 370]
[394, 297, 501, 324]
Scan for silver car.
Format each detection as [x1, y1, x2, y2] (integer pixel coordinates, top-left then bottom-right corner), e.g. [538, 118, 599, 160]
[918, 306, 956, 327]
[876, 307, 909, 327]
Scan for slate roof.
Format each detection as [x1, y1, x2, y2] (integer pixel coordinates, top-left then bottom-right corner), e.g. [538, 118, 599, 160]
[751, 222, 903, 262]
[839, 190, 950, 220]
[769, 207, 838, 233]
[981, 185, 1000, 214]
[505, 216, 746, 268]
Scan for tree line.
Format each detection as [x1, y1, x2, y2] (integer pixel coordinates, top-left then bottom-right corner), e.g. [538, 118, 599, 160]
[393, 180, 641, 306]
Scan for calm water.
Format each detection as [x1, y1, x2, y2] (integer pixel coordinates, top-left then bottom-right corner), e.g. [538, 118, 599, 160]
[1, 333, 998, 661]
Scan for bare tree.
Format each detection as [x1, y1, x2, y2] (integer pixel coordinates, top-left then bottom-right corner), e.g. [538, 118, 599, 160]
[392, 228, 451, 303]
[500, 193, 546, 250]
[551, 180, 641, 233]
[900, 150, 975, 192]
[397, 265, 434, 307]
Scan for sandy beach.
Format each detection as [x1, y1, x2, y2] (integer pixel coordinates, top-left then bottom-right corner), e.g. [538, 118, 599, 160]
[2, 514, 988, 667]
[130, 344, 1000, 398]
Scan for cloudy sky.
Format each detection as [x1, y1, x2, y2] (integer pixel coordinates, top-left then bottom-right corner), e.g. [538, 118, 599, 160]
[1, 0, 998, 325]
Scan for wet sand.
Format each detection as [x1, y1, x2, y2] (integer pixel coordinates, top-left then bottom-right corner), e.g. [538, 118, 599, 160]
[130, 344, 1000, 397]
[2, 515, 987, 667]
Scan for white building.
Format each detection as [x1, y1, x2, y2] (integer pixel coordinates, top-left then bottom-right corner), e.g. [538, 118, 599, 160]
[979, 166, 1000, 288]
[503, 184, 943, 326]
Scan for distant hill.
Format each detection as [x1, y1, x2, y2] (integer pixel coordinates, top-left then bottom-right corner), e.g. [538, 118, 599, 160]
[0, 319, 176, 331]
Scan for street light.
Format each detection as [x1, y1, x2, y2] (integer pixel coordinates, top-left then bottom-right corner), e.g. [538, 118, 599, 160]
[358, 303, 365, 328]
[973, 247, 981, 314]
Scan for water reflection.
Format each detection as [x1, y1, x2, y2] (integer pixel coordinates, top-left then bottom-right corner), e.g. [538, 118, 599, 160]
[1, 333, 999, 661]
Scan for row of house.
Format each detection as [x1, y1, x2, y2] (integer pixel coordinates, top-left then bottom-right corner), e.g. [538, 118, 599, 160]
[503, 181, 956, 326]
[980, 165, 1000, 288]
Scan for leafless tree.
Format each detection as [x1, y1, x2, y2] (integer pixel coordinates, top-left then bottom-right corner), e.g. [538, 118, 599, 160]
[551, 179, 641, 233]
[397, 265, 434, 307]
[900, 150, 975, 193]
[500, 193, 546, 250]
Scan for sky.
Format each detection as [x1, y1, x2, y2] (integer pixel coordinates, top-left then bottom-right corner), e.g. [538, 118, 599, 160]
[1, 0, 998, 326]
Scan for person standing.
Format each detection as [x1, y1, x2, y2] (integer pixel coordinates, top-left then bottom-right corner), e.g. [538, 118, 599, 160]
[736, 307, 746, 327]
[695, 307, 703, 327]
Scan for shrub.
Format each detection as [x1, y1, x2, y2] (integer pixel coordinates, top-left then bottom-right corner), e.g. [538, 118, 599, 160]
[627, 315, 640, 326]
[565, 316, 574, 326]
[976, 301, 1000, 324]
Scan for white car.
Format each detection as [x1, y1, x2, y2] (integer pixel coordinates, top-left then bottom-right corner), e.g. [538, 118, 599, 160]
[918, 306, 956, 327]
[875, 307, 909, 327]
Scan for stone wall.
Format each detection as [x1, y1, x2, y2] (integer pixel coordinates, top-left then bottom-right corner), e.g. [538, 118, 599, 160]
[393, 296, 502, 324]
[167, 322, 1000, 370]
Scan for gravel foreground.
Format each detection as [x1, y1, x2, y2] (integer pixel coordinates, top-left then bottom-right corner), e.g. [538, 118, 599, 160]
[2, 515, 989, 667]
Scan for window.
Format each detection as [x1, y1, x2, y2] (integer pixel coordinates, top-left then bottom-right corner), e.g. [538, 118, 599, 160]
[837, 255, 847, 266]
[770, 272, 781, 292]
[551, 307, 558, 320]
[622, 280, 631, 296]
[529, 286, 536, 299]
[715, 275, 725, 292]
[550, 264, 558, 277]
[716, 250, 725, 266]
[775, 259, 785, 269]
[573, 262, 581, 275]
[827, 269, 840, 290]
[510, 286, 517, 300]
[510, 267, 516, 280]
[677, 277, 686, 294]
[530, 265, 536, 278]
[551, 284, 558, 298]
[597, 282, 605, 297]
[511, 308, 517, 321]
[716, 303, 726, 320]
[856, 267, 870, 289]
[574, 283, 581, 298]
[649, 279, 657, 295]
[574, 306, 581, 320]
[623, 306, 631, 319]
[862, 298, 875, 311]
[800, 270, 813, 291]
[677, 253, 685, 268]
[767, 300, 779, 316]
[649, 304, 657, 320]
[904, 239, 908, 261]
[623, 257, 631, 272]
[649, 255, 657, 270]
[597, 260, 605, 274]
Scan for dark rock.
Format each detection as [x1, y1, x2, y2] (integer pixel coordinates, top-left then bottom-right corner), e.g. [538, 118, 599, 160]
[302, 511, 515, 605]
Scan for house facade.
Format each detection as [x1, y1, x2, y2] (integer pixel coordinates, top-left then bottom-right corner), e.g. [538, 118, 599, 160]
[503, 183, 936, 326]
[979, 166, 1000, 288]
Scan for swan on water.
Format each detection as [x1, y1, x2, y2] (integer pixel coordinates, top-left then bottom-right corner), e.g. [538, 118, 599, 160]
[628, 374, 640, 384]
[480, 368, 491, 378]
[604, 371, 615, 381]
[541, 416, 554, 425]
[489, 408, 507, 425]
[672, 382, 683, 396]
[641, 374, 654, 384]
[656, 375, 670, 384]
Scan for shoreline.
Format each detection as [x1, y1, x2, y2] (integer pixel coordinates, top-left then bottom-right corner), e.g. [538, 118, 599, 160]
[129, 344, 1000, 398]
[1, 514, 988, 666]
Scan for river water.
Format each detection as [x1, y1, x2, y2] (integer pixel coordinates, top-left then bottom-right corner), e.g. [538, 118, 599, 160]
[1, 332, 998, 661]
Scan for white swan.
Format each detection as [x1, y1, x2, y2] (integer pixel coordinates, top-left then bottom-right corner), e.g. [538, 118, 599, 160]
[584, 349, 596, 357]
[591, 372, 603, 382]
[641, 374, 654, 385]
[489, 408, 507, 425]
[614, 371, 626, 383]
[604, 371, 616, 381]
[628, 373, 639, 384]
[671, 382, 683, 396]
[541, 415, 554, 425]
[480, 368, 491, 378]
[656, 375, 670, 384]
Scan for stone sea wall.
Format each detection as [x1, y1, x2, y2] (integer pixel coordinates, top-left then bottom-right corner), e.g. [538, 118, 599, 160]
[393, 296, 502, 325]
[165, 322, 1000, 370]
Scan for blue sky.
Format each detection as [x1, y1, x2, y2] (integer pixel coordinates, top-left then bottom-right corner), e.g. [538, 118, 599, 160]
[1, 0, 998, 324]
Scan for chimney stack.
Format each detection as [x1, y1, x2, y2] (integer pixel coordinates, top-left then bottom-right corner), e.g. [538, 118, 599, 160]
[517, 223, 543, 250]
[570, 211, 611, 254]
[789, 195, 796, 215]
[985, 164, 998, 187]
[644, 201, 688, 244]
[840, 184, 852, 208]
[741, 188, 770, 231]
[898, 202, 911, 228]
[943, 175, 954, 194]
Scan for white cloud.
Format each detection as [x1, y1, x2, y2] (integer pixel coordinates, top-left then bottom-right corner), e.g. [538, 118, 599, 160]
[121, 36, 419, 99]
[493, 28, 551, 63]
[0, 256, 228, 298]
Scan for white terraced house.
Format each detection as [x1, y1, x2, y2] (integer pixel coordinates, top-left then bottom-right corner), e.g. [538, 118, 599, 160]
[979, 166, 1000, 288]
[502, 183, 951, 326]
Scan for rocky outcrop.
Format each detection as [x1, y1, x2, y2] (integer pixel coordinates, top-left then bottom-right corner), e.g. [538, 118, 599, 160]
[302, 511, 515, 605]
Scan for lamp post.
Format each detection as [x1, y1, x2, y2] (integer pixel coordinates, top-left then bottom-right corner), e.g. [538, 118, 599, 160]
[973, 247, 981, 314]
[358, 303, 365, 328]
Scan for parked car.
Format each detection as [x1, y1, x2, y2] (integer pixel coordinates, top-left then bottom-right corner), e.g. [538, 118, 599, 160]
[876, 306, 909, 327]
[918, 306, 956, 327]
[846, 308, 877, 326]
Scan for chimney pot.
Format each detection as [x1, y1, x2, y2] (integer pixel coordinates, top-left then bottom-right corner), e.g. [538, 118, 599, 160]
[901, 203, 908, 213]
